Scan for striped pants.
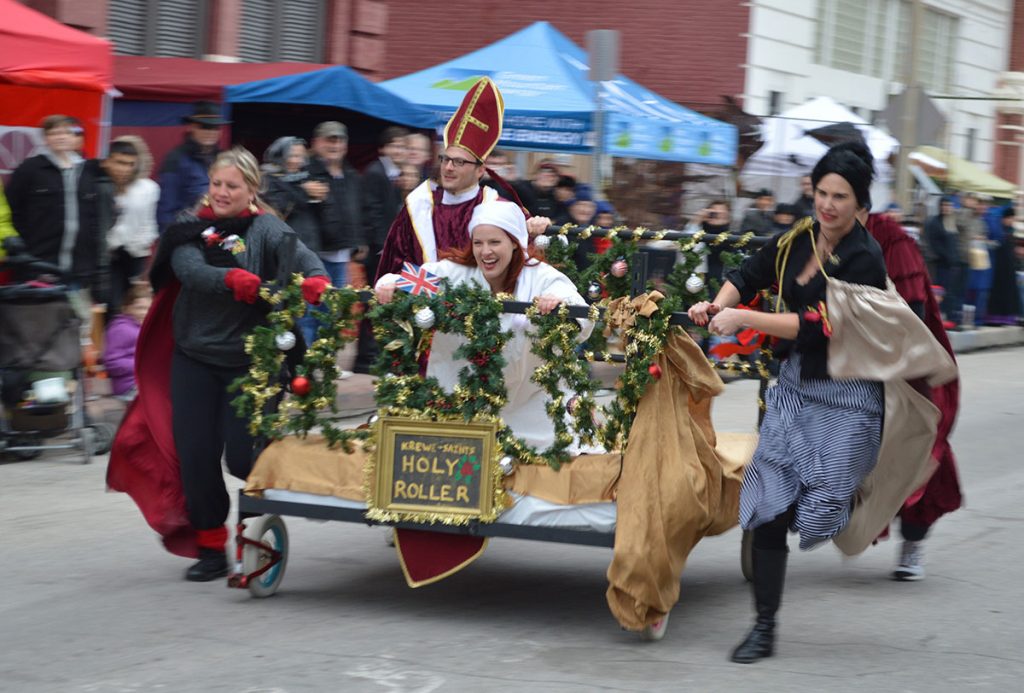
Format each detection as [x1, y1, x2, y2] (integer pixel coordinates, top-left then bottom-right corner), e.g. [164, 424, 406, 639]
[740, 356, 883, 550]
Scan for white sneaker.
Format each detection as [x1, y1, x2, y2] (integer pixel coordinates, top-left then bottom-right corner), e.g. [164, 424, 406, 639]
[892, 540, 925, 581]
[339, 370, 353, 380]
[641, 612, 670, 641]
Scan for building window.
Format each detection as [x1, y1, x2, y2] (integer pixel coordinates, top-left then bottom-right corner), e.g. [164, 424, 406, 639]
[238, 0, 326, 63]
[108, 0, 209, 58]
[815, 0, 957, 92]
[768, 91, 783, 116]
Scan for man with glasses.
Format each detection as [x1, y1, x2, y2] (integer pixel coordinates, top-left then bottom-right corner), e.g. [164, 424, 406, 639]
[376, 78, 548, 280]
[156, 101, 227, 231]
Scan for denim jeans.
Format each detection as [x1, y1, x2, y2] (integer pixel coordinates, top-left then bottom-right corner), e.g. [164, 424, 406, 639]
[297, 259, 347, 347]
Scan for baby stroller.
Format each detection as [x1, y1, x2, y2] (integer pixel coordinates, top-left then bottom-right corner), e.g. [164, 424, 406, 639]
[0, 238, 113, 462]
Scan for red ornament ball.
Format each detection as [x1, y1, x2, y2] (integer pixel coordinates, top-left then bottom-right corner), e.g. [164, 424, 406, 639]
[291, 376, 311, 396]
[647, 363, 662, 380]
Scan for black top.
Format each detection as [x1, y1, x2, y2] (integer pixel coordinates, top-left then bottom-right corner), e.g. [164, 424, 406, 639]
[725, 220, 887, 380]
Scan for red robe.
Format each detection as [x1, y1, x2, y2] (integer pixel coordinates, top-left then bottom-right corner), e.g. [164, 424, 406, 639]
[867, 214, 962, 526]
[106, 280, 199, 557]
[375, 185, 488, 282]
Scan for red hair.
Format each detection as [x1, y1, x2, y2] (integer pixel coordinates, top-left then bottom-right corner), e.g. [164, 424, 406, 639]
[440, 231, 545, 294]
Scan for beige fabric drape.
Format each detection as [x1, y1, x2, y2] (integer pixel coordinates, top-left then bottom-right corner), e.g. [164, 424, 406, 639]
[605, 332, 750, 631]
[826, 278, 958, 554]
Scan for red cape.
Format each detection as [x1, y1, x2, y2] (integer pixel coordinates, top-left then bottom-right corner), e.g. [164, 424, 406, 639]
[867, 215, 962, 524]
[106, 280, 199, 558]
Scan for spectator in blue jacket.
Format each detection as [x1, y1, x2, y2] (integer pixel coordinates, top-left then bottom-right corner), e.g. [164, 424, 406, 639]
[156, 101, 228, 231]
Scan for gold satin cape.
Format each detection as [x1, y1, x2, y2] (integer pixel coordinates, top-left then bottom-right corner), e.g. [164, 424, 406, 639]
[826, 277, 958, 554]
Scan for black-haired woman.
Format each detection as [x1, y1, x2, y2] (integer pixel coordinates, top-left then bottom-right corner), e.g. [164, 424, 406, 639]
[689, 141, 888, 663]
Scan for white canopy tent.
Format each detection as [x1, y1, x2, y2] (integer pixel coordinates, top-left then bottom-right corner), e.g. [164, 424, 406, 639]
[741, 96, 900, 210]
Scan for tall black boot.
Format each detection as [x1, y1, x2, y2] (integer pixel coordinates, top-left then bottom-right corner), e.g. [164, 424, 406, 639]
[730, 547, 788, 663]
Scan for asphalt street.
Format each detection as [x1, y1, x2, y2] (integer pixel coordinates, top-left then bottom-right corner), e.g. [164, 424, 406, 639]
[2, 347, 1022, 693]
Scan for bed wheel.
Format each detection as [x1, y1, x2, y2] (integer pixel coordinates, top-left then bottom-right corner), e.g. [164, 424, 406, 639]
[243, 514, 288, 598]
[78, 426, 96, 464]
[89, 422, 116, 455]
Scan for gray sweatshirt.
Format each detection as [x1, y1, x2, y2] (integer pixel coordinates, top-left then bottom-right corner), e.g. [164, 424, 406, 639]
[170, 213, 326, 368]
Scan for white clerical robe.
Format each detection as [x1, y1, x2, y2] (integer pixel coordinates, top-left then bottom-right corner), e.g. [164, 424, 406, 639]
[378, 260, 593, 451]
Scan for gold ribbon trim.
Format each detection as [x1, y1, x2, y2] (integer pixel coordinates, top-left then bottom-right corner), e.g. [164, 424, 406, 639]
[603, 290, 664, 350]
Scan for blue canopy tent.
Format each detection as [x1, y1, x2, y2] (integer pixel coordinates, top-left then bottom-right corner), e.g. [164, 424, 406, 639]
[225, 65, 437, 129]
[224, 65, 437, 167]
[379, 22, 737, 166]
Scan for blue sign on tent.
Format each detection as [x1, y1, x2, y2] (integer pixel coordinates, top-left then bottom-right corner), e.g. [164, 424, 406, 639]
[380, 22, 737, 165]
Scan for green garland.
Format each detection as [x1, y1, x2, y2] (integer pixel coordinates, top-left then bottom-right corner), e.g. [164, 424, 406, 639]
[231, 274, 367, 451]
[233, 226, 774, 471]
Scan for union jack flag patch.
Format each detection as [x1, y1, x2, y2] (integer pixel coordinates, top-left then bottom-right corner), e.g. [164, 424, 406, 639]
[395, 262, 441, 296]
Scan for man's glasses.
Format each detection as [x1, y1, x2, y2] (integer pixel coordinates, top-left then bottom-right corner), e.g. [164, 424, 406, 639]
[438, 154, 481, 169]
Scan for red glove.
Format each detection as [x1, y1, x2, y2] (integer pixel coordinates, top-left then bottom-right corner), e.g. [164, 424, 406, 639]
[301, 275, 331, 305]
[224, 268, 261, 304]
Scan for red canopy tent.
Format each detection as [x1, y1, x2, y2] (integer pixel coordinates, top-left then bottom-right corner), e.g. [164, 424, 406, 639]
[0, 0, 113, 171]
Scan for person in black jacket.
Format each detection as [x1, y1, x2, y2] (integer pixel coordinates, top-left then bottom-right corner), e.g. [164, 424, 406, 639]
[355, 126, 408, 372]
[7, 114, 114, 305]
[512, 160, 562, 219]
[298, 121, 366, 347]
[924, 196, 963, 320]
[156, 101, 227, 231]
[690, 142, 889, 665]
[361, 127, 408, 282]
[262, 136, 319, 253]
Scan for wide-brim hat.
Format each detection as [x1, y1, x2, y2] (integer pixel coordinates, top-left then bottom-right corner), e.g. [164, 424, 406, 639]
[183, 100, 231, 126]
[443, 77, 504, 162]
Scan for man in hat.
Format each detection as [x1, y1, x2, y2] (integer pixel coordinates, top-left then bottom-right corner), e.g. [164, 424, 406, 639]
[294, 120, 366, 349]
[156, 100, 228, 231]
[376, 78, 549, 280]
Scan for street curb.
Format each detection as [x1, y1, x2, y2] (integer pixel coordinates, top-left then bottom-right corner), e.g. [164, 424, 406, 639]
[949, 325, 1024, 354]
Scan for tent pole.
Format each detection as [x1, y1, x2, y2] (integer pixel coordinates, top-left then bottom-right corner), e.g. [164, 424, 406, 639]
[896, 0, 924, 215]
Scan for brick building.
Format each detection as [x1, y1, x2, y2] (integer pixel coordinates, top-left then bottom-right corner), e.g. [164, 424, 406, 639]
[993, 0, 1024, 187]
[21, 0, 1024, 189]
[21, 0, 750, 114]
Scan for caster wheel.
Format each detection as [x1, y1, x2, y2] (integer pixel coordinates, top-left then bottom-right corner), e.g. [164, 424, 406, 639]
[242, 514, 288, 598]
[79, 427, 96, 464]
[641, 612, 670, 642]
[89, 423, 116, 455]
[741, 529, 753, 583]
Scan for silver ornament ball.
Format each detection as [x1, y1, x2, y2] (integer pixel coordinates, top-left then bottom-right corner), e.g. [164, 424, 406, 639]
[533, 234, 551, 250]
[685, 273, 705, 294]
[587, 282, 602, 299]
[498, 456, 515, 476]
[413, 307, 436, 329]
[274, 331, 297, 351]
[610, 259, 628, 278]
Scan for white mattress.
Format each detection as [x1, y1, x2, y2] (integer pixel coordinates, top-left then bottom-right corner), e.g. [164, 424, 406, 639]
[261, 488, 617, 534]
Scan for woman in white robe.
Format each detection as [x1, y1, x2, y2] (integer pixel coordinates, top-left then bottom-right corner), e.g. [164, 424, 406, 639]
[376, 200, 592, 451]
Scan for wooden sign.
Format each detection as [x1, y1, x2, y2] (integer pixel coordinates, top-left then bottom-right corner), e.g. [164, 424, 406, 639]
[370, 417, 500, 524]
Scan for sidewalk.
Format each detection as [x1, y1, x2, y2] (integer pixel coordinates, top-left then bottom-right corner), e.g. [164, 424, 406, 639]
[947, 325, 1024, 354]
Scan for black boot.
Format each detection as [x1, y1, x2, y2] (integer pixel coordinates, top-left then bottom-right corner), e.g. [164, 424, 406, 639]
[731, 547, 788, 663]
[185, 547, 228, 582]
